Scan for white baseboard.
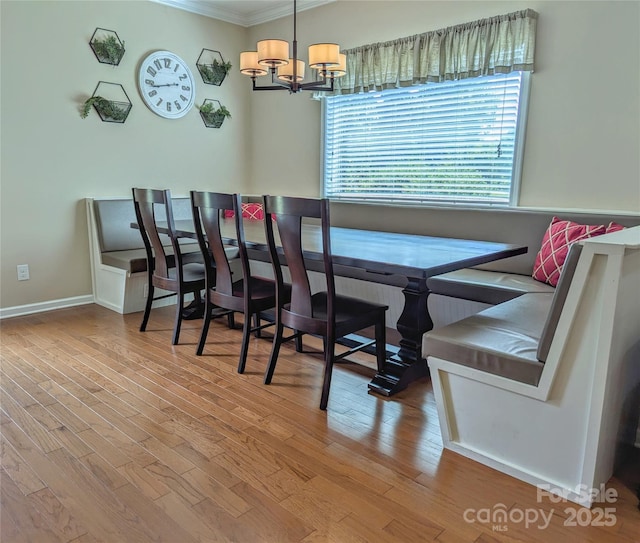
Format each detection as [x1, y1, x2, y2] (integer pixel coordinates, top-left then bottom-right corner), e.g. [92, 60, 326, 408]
[0, 295, 94, 320]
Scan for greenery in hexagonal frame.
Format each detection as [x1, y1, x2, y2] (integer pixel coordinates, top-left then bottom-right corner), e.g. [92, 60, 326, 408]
[197, 99, 231, 128]
[90, 27, 125, 65]
[196, 49, 232, 86]
[80, 81, 132, 123]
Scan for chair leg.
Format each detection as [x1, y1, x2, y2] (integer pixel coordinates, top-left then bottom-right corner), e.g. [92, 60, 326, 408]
[172, 293, 184, 345]
[295, 331, 303, 352]
[375, 318, 387, 374]
[319, 335, 335, 411]
[237, 312, 253, 374]
[264, 319, 284, 384]
[253, 312, 261, 338]
[140, 283, 154, 332]
[227, 312, 236, 329]
[196, 294, 213, 355]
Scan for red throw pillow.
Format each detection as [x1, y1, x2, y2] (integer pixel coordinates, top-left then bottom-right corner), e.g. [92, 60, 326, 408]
[224, 202, 264, 220]
[532, 217, 607, 287]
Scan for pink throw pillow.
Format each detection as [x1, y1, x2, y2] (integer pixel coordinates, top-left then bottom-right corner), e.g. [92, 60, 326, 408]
[240, 203, 264, 220]
[605, 222, 625, 234]
[532, 217, 607, 287]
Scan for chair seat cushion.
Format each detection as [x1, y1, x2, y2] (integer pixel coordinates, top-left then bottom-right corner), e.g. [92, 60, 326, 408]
[424, 293, 553, 385]
[166, 262, 206, 282]
[311, 292, 388, 319]
[283, 292, 388, 337]
[231, 276, 278, 300]
[428, 269, 555, 305]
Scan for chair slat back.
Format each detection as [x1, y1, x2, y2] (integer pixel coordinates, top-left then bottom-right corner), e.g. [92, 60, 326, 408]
[234, 194, 260, 279]
[132, 188, 178, 279]
[191, 191, 236, 296]
[263, 196, 334, 318]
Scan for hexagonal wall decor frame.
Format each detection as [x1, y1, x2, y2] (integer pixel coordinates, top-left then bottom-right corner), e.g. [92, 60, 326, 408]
[198, 99, 231, 128]
[84, 81, 132, 123]
[196, 49, 231, 86]
[90, 27, 125, 66]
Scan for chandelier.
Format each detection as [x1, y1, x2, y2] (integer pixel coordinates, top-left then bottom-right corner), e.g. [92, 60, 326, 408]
[239, 0, 346, 93]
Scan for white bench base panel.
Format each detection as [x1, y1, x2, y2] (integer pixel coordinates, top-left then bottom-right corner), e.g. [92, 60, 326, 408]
[428, 229, 640, 506]
[91, 263, 181, 314]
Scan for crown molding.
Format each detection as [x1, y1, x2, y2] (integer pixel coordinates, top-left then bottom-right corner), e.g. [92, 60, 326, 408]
[150, 0, 335, 27]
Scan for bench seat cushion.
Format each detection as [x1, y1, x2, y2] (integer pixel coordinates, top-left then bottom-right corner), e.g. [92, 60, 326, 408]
[427, 269, 555, 305]
[101, 248, 150, 273]
[424, 293, 553, 386]
[101, 243, 240, 274]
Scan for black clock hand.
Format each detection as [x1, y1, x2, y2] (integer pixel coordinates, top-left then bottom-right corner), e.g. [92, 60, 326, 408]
[151, 83, 179, 88]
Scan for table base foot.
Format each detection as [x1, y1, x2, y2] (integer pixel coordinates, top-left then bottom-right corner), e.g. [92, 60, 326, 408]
[368, 356, 429, 397]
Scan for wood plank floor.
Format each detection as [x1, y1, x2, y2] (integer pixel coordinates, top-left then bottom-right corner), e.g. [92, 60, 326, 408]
[1, 303, 638, 543]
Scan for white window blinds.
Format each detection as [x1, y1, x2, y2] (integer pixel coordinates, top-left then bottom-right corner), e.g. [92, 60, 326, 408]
[323, 72, 527, 206]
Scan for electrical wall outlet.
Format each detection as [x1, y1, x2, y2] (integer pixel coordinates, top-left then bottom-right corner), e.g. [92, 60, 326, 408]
[17, 264, 30, 281]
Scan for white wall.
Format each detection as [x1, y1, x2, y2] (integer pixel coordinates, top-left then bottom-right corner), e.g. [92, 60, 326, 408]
[1, 0, 639, 311]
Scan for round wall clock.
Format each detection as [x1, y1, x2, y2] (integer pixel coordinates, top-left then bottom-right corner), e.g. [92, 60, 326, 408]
[138, 50, 195, 119]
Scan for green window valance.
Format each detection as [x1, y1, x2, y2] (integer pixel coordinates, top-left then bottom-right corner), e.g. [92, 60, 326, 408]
[329, 9, 538, 96]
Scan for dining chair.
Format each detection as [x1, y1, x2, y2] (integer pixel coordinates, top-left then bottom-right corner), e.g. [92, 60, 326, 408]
[262, 195, 389, 410]
[132, 188, 206, 345]
[190, 191, 292, 372]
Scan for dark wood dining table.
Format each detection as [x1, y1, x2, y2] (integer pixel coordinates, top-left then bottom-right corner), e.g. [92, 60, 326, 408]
[138, 218, 527, 397]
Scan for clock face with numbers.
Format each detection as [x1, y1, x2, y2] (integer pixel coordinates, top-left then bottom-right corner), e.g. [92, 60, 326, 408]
[138, 51, 195, 119]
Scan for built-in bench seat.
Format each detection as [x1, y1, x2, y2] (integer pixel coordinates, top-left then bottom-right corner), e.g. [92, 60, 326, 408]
[330, 204, 639, 328]
[86, 197, 238, 314]
[426, 243, 582, 385]
[100, 248, 153, 274]
[93, 196, 203, 269]
[427, 268, 555, 305]
[99, 240, 204, 274]
[425, 292, 551, 385]
[421, 213, 640, 309]
[425, 227, 640, 506]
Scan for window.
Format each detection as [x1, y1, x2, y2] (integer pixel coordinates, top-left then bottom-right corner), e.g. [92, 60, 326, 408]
[323, 72, 529, 206]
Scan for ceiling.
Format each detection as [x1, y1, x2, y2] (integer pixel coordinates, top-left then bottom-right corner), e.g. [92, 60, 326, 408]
[150, 0, 336, 27]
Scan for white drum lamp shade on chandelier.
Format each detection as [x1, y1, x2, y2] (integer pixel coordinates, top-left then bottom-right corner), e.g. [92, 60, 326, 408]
[240, 0, 346, 92]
